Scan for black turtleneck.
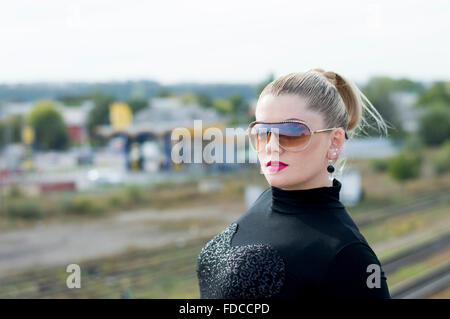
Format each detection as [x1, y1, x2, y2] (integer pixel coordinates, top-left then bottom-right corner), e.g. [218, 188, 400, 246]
[196, 178, 391, 299]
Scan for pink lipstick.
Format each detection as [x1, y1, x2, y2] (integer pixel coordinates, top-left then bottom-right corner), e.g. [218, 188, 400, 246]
[266, 161, 288, 172]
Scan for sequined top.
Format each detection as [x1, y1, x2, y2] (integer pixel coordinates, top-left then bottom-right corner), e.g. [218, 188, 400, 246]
[196, 178, 391, 299]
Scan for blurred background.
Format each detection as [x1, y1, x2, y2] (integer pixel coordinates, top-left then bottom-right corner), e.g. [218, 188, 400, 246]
[0, 0, 449, 299]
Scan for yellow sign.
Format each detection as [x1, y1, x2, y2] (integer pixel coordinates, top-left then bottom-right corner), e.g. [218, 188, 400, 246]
[109, 102, 132, 131]
[21, 126, 35, 145]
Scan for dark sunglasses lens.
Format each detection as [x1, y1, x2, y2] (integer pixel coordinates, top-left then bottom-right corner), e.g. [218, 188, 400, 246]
[278, 122, 310, 149]
[249, 122, 310, 151]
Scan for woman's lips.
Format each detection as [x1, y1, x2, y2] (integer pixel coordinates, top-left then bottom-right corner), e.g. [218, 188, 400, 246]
[266, 161, 288, 172]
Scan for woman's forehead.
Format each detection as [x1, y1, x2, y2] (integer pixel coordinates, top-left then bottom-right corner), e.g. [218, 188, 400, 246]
[255, 94, 322, 124]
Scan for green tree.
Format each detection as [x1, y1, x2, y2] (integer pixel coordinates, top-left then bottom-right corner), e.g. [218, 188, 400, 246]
[0, 114, 25, 147]
[28, 100, 70, 150]
[418, 103, 450, 146]
[361, 77, 409, 138]
[127, 98, 149, 115]
[86, 91, 114, 146]
[389, 78, 424, 92]
[155, 89, 176, 97]
[196, 93, 214, 108]
[180, 92, 197, 104]
[56, 95, 88, 106]
[430, 140, 450, 174]
[228, 93, 250, 125]
[387, 150, 422, 181]
[212, 98, 232, 114]
[415, 81, 450, 107]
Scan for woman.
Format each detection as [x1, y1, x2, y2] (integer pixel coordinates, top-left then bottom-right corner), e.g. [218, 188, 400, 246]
[196, 68, 392, 299]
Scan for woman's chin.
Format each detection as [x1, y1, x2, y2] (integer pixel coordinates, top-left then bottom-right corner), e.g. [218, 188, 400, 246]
[265, 174, 291, 188]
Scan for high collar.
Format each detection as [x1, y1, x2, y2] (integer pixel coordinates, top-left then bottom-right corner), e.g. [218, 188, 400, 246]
[270, 178, 345, 214]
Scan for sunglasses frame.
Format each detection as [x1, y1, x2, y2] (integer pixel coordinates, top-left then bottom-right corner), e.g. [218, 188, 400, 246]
[247, 120, 347, 152]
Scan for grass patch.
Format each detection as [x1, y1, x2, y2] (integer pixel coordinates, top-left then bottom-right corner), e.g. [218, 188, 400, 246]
[0, 235, 212, 298]
[388, 248, 450, 287]
[361, 203, 450, 245]
[378, 228, 450, 261]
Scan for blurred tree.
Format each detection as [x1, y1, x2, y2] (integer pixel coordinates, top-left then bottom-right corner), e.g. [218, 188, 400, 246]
[27, 100, 70, 150]
[155, 89, 176, 97]
[127, 98, 149, 115]
[370, 158, 389, 173]
[129, 83, 147, 100]
[415, 81, 450, 108]
[56, 95, 88, 106]
[388, 150, 422, 181]
[389, 78, 425, 92]
[212, 98, 232, 114]
[86, 91, 114, 147]
[0, 114, 25, 147]
[430, 140, 450, 174]
[229, 94, 248, 114]
[196, 93, 214, 108]
[417, 103, 450, 146]
[361, 77, 411, 138]
[180, 92, 197, 104]
[228, 93, 251, 125]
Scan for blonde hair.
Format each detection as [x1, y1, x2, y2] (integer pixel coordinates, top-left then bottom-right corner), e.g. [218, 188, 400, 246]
[258, 68, 392, 176]
[259, 68, 390, 139]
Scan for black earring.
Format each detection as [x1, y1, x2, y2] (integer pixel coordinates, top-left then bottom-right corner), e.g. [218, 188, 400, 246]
[327, 159, 335, 173]
[327, 159, 335, 181]
[327, 148, 338, 181]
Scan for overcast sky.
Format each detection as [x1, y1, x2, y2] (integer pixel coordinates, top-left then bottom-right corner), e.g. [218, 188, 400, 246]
[1, 0, 449, 85]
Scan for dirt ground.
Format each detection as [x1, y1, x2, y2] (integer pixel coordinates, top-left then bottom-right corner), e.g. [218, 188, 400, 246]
[0, 201, 246, 277]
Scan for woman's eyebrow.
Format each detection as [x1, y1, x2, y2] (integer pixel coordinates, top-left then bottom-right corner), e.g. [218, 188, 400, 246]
[285, 117, 305, 121]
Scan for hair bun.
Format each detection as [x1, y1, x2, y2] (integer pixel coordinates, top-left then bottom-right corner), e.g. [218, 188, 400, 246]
[308, 68, 339, 86]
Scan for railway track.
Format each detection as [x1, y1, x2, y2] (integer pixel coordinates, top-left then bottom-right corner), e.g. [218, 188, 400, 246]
[381, 233, 450, 274]
[2, 229, 449, 298]
[390, 261, 450, 299]
[381, 232, 450, 299]
[0, 189, 448, 298]
[354, 189, 449, 228]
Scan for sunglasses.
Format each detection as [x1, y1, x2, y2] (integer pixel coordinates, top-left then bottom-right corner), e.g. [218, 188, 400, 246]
[247, 120, 348, 152]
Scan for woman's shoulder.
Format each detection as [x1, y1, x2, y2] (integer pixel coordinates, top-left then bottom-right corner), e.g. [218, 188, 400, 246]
[235, 186, 272, 221]
[327, 207, 372, 248]
[321, 241, 391, 298]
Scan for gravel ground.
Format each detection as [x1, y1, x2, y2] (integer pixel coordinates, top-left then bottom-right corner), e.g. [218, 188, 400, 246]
[0, 202, 246, 277]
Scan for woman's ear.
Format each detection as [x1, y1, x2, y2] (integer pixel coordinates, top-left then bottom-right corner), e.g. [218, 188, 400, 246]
[328, 128, 345, 159]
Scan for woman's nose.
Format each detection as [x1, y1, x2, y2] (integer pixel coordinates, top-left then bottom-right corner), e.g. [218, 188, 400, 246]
[265, 131, 283, 154]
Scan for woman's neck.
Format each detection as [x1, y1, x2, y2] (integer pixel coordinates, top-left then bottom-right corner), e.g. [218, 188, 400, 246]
[274, 173, 333, 191]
